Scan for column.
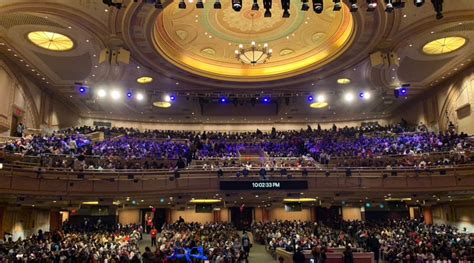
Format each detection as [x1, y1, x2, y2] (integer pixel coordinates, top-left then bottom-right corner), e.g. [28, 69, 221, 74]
[423, 206, 433, 225]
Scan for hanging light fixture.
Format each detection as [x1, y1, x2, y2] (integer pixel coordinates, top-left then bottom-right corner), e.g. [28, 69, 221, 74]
[235, 41, 272, 65]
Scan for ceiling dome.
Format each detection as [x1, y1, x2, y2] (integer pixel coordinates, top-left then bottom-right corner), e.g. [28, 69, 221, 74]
[153, 0, 354, 82]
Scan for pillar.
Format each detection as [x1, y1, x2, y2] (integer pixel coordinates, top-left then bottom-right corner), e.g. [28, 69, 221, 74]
[213, 210, 221, 223]
[49, 210, 62, 232]
[423, 206, 433, 225]
[0, 207, 4, 237]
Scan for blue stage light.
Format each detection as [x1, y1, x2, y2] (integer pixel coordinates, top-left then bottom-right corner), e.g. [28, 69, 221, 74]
[170, 95, 176, 101]
[79, 86, 87, 93]
[220, 97, 227, 103]
[308, 96, 314, 102]
[262, 97, 271, 103]
[127, 91, 132, 98]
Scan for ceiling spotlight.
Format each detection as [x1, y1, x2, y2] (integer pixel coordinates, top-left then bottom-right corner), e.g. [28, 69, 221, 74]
[349, 0, 358, 12]
[262, 97, 271, 103]
[308, 95, 314, 102]
[127, 91, 133, 98]
[214, 0, 222, 8]
[111, 90, 121, 100]
[282, 0, 290, 17]
[333, 0, 342, 11]
[344, 92, 354, 102]
[367, 0, 377, 11]
[79, 86, 87, 93]
[220, 97, 228, 103]
[431, 0, 443, 20]
[97, 89, 107, 98]
[196, 0, 204, 8]
[359, 91, 371, 100]
[301, 0, 309, 11]
[232, 0, 243, 11]
[154, 0, 163, 8]
[164, 95, 172, 102]
[178, 0, 186, 9]
[136, 92, 144, 101]
[414, 0, 424, 6]
[170, 95, 176, 101]
[312, 0, 323, 13]
[385, 0, 394, 12]
[252, 0, 259, 10]
[263, 0, 272, 17]
[316, 94, 325, 103]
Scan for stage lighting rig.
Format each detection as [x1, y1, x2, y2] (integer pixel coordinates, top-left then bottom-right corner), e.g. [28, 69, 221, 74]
[154, 0, 163, 8]
[252, 0, 260, 10]
[431, 0, 443, 19]
[367, 0, 377, 11]
[414, 0, 424, 7]
[232, 0, 243, 11]
[282, 0, 290, 17]
[196, 0, 204, 8]
[214, 0, 222, 8]
[349, 0, 358, 12]
[301, 0, 309, 11]
[178, 0, 186, 8]
[103, 0, 123, 9]
[312, 0, 323, 14]
[263, 0, 272, 17]
[385, 0, 394, 12]
[333, 0, 342, 11]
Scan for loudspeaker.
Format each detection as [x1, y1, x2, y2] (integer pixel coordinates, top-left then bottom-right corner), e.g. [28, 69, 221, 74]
[115, 48, 130, 65]
[388, 52, 399, 67]
[370, 51, 388, 68]
[99, 48, 111, 64]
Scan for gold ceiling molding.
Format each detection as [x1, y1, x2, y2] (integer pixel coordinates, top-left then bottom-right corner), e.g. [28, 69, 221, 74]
[152, 0, 354, 82]
[422, 36, 467, 55]
[27, 31, 74, 51]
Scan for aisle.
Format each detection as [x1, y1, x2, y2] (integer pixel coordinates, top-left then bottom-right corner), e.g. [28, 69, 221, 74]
[138, 233, 151, 252]
[248, 242, 275, 263]
[139, 233, 275, 262]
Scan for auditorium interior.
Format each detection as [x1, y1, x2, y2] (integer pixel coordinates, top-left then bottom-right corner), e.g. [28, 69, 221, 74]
[0, 0, 473, 262]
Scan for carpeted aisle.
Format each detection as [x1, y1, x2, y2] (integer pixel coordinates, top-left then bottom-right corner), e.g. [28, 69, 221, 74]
[139, 233, 274, 262]
[248, 242, 275, 263]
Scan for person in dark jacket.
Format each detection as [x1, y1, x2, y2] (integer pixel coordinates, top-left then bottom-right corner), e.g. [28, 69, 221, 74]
[142, 247, 155, 263]
[343, 245, 354, 263]
[293, 247, 306, 263]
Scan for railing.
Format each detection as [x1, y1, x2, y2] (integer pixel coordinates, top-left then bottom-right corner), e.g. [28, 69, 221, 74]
[0, 162, 474, 196]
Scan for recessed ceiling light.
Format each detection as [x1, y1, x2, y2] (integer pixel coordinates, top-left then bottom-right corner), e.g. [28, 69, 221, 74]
[310, 102, 328, 108]
[137, 76, 153, 84]
[27, 31, 74, 51]
[153, 101, 172, 108]
[422, 37, 467, 55]
[337, 78, 351, 84]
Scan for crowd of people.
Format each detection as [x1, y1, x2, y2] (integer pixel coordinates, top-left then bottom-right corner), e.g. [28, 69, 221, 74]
[252, 219, 474, 262]
[1, 122, 472, 170]
[0, 226, 143, 262]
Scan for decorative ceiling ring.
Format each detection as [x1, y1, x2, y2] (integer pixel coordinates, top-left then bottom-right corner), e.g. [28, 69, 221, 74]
[389, 11, 474, 51]
[0, 2, 110, 50]
[121, 1, 389, 89]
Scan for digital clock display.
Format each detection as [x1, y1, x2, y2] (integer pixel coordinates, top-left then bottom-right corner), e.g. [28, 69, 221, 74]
[220, 181, 308, 190]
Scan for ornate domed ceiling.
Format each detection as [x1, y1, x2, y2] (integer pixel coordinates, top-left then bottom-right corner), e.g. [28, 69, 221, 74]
[153, 0, 354, 81]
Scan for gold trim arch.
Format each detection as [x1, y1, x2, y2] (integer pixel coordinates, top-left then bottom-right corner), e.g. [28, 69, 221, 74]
[153, 0, 354, 82]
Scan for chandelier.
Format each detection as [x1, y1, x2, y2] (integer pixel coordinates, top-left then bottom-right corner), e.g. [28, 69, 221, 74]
[235, 41, 272, 65]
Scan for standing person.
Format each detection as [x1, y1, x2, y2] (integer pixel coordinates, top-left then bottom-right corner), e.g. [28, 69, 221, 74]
[367, 234, 381, 263]
[16, 122, 25, 137]
[293, 247, 306, 263]
[343, 245, 354, 263]
[146, 216, 153, 233]
[241, 231, 251, 258]
[150, 226, 158, 247]
[312, 246, 327, 263]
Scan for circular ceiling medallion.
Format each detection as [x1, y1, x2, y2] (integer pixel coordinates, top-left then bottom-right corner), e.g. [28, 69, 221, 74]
[422, 37, 467, 55]
[137, 76, 154, 84]
[153, 0, 354, 82]
[27, 31, 74, 51]
[153, 101, 172, 108]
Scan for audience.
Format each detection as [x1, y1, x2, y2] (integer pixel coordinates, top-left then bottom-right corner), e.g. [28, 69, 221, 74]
[1, 123, 472, 171]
